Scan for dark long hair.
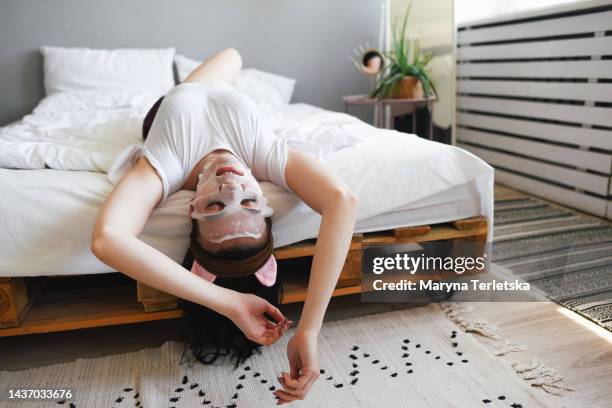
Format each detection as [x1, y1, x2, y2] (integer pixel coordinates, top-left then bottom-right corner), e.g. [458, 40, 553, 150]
[178, 219, 282, 368]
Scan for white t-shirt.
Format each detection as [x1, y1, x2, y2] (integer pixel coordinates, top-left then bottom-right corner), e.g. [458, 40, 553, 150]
[141, 81, 289, 202]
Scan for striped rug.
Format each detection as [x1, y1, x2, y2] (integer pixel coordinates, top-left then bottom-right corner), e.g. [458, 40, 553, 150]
[492, 196, 612, 331]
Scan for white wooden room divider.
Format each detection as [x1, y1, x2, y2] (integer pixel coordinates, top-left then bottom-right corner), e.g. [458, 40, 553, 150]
[455, 0, 612, 219]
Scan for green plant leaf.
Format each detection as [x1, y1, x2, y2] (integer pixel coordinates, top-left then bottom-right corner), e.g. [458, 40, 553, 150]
[371, 2, 436, 99]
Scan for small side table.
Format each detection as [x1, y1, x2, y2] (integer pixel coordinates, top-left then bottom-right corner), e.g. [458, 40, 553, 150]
[342, 94, 437, 139]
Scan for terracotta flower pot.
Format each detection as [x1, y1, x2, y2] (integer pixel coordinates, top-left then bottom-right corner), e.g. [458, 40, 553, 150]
[391, 76, 424, 99]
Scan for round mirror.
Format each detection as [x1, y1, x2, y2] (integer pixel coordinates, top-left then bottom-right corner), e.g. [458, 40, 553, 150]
[361, 49, 384, 75]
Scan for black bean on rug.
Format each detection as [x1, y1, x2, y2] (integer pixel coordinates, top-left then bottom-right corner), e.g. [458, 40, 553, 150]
[493, 196, 612, 332]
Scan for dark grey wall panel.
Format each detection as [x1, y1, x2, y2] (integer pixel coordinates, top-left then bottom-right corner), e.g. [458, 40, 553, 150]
[0, 0, 380, 124]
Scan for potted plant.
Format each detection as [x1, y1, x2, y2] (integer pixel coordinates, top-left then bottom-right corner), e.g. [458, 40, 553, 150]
[371, 6, 436, 100]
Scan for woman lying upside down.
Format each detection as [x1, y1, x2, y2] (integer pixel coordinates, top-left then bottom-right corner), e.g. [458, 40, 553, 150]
[91, 48, 358, 404]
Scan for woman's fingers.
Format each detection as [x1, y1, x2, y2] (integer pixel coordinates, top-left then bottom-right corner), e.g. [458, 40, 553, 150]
[275, 367, 317, 403]
[277, 375, 300, 395]
[274, 389, 301, 404]
[267, 318, 293, 338]
[254, 315, 294, 347]
[300, 375, 318, 397]
[295, 368, 318, 391]
[265, 303, 285, 323]
[264, 319, 278, 330]
[280, 319, 292, 335]
[282, 371, 299, 389]
[280, 369, 318, 396]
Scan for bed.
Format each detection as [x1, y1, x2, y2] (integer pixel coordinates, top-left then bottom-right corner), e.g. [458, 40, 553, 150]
[0, 48, 493, 334]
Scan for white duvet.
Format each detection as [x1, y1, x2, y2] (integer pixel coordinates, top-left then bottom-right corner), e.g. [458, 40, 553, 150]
[0, 89, 371, 172]
[0, 90, 494, 276]
[0, 90, 160, 172]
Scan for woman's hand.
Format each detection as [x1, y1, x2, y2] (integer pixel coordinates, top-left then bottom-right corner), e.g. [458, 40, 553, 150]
[274, 330, 320, 405]
[227, 292, 292, 346]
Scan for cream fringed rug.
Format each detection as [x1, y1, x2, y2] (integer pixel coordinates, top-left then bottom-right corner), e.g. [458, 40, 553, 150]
[0, 305, 574, 408]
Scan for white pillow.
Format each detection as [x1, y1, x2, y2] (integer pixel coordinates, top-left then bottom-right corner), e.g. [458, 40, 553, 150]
[174, 54, 201, 84]
[174, 54, 296, 106]
[41, 46, 175, 96]
[236, 68, 296, 106]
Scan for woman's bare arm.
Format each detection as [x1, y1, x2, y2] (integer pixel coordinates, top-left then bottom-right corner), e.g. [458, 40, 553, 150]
[285, 148, 358, 333]
[91, 158, 237, 315]
[274, 148, 358, 403]
[183, 47, 242, 85]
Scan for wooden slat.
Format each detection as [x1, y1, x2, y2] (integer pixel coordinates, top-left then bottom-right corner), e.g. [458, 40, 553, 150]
[0, 278, 29, 328]
[394, 225, 432, 237]
[362, 225, 488, 246]
[458, 79, 612, 103]
[336, 250, 362, 288]
[458, 128, 611, 173]
[495, 169, 608, 217]
[137, 281, 177, 304]
[274, 239, 362, 260]
[451, 216, 488, 230]
[0, 283, 182, 337]
[142, 301, 179, 313]
[458, 10, 612, 44]
[459, 143, 610, 195]
[137, 281, 178, 312]
[458, 60, 612, 79]
[458, 96, 612, 128]
[281, 276, 361, 304]
[457, 112, 612, 151]
[457, 36, 612, 61]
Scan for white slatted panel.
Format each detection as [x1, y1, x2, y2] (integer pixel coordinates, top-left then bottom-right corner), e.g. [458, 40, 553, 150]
[458, 96, 612, 128]
[458, 10, 612, 44]
[456, 2, 612, 218]
[457, 36, 612, 60]
[458, 80, 612, 102]
[459, 143, 609, 195]
[458, 60, 612, 79]
[495, 170, 608, 217]
[458, 128, 611, 173]
[457, 112, 612, 150]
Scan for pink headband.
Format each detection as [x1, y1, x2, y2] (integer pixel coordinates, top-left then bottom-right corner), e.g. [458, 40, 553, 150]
[190, 255, 277, 287]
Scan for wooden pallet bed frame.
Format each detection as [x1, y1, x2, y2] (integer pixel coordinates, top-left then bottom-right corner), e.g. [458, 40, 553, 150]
[0, 216, 488, 337]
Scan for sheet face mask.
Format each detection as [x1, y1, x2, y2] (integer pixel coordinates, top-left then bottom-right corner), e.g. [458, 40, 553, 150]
[190, 168, 273, 243]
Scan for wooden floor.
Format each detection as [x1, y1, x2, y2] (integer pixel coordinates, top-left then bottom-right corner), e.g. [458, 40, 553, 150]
[469, 302, 612, 407]
[0, 184, 610, 406]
